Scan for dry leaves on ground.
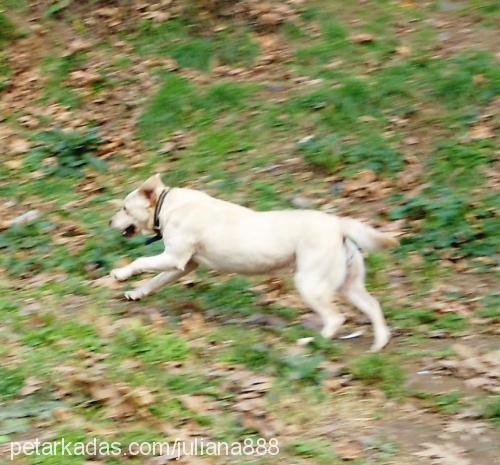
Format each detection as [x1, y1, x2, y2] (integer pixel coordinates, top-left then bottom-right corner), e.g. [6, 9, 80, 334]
[414, 442, 471, 465]
[431, 344, 500, 394]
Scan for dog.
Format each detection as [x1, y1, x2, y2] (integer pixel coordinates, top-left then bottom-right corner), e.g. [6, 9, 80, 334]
[110, 174, 398, 351]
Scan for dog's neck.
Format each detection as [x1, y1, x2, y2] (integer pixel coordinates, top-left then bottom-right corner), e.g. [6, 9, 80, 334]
[145, 187, 171, 244]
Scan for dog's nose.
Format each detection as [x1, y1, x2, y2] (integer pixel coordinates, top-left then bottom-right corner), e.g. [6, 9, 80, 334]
[108, 219, 112, 226]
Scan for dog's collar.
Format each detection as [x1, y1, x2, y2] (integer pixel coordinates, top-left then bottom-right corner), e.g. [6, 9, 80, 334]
[145, 187, 170, 245]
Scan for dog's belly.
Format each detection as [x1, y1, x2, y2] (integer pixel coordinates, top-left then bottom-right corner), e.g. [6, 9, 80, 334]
[192, 244, 295, 274]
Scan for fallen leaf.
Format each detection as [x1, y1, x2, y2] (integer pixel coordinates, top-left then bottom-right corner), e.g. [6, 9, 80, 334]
[469, 124, 494, 140]
[180, 395, 217, 414]
[4, 159, 22, 169]
[93, 275, 122, 289]
[335, 440, 363, 460]
[20, 377, 43, 397]
[67, 39, 93, 53]
[403, 136, 420, 145]
[445, 420, 486, 435]
[352, 33, 374, 43]
[9, 138, 30, 154]
[396, 45, 411, 56]
[414, 442, 471, 465]
[241, 415, 279, 438]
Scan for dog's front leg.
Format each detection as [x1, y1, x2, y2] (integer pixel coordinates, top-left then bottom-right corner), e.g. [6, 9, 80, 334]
[124, 261, 198, 301]
[111, 245, 193, 281]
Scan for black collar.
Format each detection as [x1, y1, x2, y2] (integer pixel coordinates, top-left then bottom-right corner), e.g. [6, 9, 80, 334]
[145, 187, 170, 245]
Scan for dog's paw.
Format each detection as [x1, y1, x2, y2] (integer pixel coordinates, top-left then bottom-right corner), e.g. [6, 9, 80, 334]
[110, 267, 131, 281]
[124, 289, 145, 301]
[370, 328, 391, 352]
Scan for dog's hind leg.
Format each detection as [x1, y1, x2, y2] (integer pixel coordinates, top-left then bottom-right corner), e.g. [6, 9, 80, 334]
[294, 237, 348, 339]
[340, 248, 390, 351]
[125, 261, 198, 301]
[294, 270, 346, 339]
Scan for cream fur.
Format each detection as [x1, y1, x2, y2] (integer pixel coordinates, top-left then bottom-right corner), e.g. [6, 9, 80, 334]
[110, 174, 398, 351]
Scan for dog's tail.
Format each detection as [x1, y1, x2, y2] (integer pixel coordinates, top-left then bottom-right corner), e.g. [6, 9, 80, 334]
[339, 217, 398, 252]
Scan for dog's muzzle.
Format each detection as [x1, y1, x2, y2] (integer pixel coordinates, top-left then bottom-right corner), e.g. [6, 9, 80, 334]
[122, 224, 137, 238]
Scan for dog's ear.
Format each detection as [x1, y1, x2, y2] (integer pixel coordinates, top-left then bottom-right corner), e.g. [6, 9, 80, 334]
[139, 173, 164, 203]
[108, 199, 123, 209]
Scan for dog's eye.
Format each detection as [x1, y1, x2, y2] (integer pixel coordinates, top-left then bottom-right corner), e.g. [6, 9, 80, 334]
[123, 206, 129, 214]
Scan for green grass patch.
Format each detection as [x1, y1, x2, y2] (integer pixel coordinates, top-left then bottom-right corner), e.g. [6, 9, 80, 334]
[298, 132, 402, 175]
[432, 391, 465, 414]
[198, 276, 256, 317]
[18, 313, 101, 351]
[138, 73, 258, 145]
[288, 438, 338, 463]
[428, 51, 500, 109]
[112, 323, 189, 364]
[40, 53, 85, 107]
[0, 12, 19, 43]
[391, 187, 498, 260]
[137, 72, 196, 143]
[0, 52, 10, 92]
[132, 19, 259, 70]
[215, 326, 276, 370]
[386, 305, 467, 334]
[350, 353, 405, 398]
[27, 128, 104, 177]
[428, 140, 494, 188]
[480, 395, 500, 424]
[0, 366, 24, 400]
[475, 293, 500, 319]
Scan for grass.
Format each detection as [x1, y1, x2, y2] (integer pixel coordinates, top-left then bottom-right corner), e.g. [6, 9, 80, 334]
[28, 128, 104, 176]
[428, 50, 500, 109]
[0, 366, 24, 400]
[0, 12, 19, 44]
[111, 324, 189, 363]
[138, 74, 258, 145]
[133, 19, 259, 70]
[480, 395, 500, 424]
[40, 53, 86, 108]
[0, 1, 498, 463]
[288, 438, 338, 463]
[349, 353, 405, 398]
[0, 51, 10, 92]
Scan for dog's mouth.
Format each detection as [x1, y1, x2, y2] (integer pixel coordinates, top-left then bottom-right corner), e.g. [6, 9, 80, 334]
[122, 224, 137, 238]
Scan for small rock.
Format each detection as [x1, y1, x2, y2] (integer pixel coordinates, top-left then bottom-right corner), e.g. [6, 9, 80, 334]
[404, 136, 420, 145]
[4, 159, 22, 170]
[428, 329, 448, 338]
[438, 0, 463, 12]
[339, 329, 364, 340]
[2, 210, 40, 229]
[322, 377, 343, 391]
[360, 435, 377, 448]
[297, 134, 315, 146]
[259, 13, 283, 27]
[437, 31, 450, 41]
[329, 181, 343, 196]
[67, 39, 93, 53]
[297, 337, 314, 346]
[264, 82, 284, 92]
[291, 196, 314, 209]
[159, 141, 176, 154]
[396, 45, 411, 56]
[335, 440, 364, 460]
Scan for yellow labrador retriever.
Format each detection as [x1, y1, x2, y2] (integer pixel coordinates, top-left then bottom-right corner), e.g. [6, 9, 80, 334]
[110, 174, 398, 351]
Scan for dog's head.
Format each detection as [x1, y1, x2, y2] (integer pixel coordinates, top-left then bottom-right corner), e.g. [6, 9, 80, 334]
[109, 174, 165, 238]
